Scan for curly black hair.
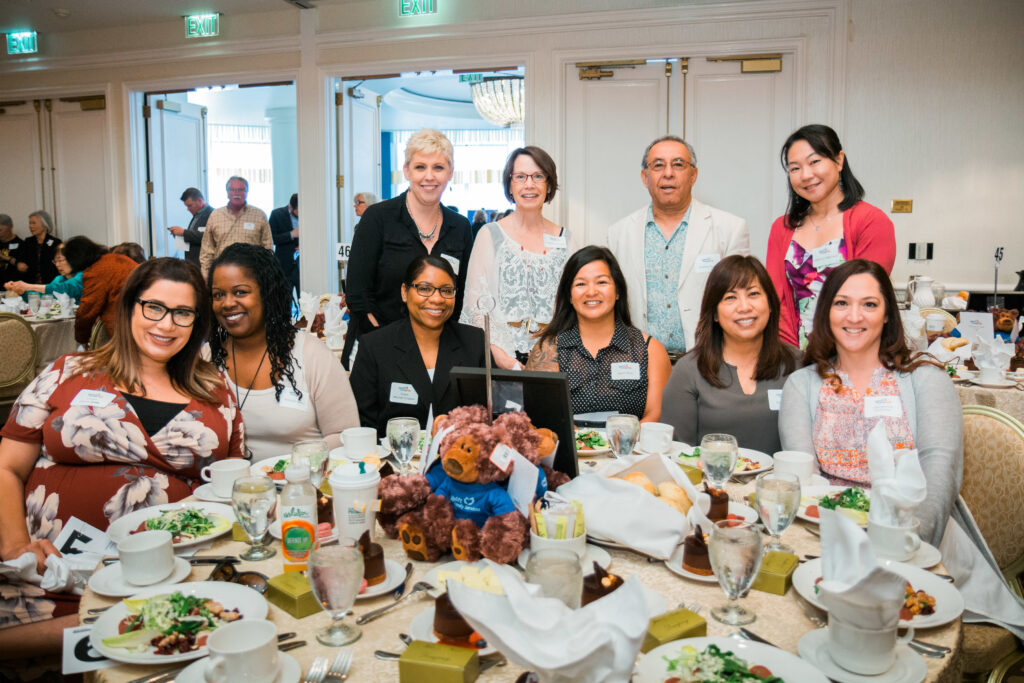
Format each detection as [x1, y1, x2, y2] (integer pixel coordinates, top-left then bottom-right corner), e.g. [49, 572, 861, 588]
[207, 243, 301, 402]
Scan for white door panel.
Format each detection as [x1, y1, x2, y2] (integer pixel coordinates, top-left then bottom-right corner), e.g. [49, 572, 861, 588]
[340, 88, 381, 244]
[148, 99, 207, 259]
[51, 101, 111, 246]
[0, 104, 44, 231]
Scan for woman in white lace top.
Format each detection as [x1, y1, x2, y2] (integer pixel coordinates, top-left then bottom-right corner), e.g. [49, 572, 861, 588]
[461, 146, 581, 369]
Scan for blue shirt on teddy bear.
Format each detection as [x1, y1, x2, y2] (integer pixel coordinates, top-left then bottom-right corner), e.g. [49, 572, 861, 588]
[433, 476, 516, 527]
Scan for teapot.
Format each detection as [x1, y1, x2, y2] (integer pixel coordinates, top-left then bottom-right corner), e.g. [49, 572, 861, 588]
[907, 275, 936, 308]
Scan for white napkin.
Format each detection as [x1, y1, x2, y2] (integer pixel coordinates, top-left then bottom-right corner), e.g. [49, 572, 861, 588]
[0, 552, 92, 594]
[54, 292, 72, 312]
[900, 307, 927, 352]
[818, 509, 907, 629]
[322, 295, 347, 349]
[866, 423, 927, 527]
[297, 291, 317, 330]
[974, 337, 1014, 371]
[924, 337, 972, 365]
[941, 296, 967, 311]
[447, 561, 648, 683]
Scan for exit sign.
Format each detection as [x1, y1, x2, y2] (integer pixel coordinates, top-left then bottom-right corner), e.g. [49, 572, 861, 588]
[185, 13, 220, 39]
[459, 74, 483, 83]
[400, 0, 436, 16]
[6, 31, 38, 55]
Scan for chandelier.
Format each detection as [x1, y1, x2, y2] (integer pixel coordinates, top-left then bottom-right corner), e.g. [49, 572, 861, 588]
[470, 77, 524, 127]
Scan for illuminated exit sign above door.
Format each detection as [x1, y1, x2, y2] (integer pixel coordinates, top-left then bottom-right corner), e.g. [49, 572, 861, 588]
[185, 13, 220, 39]
[6, 31, 38, 55]
[400, 0, 436, 16]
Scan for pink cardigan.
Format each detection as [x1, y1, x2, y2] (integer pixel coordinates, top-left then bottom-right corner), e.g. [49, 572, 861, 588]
[766, 201, 895, 346]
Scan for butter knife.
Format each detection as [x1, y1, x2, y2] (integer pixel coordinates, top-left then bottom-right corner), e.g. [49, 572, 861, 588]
[392, 562, 413, 600]
[738, 627, 777, 647]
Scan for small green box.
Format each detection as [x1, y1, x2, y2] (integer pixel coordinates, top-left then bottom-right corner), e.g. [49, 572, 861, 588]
[232, 522, 250, 542]
[266, 571, 322, 619]
[399, 641, 480, 683]
[674, 462, 703, 485]
[751, 550, 798, 595]
[642, 608, 707, 653]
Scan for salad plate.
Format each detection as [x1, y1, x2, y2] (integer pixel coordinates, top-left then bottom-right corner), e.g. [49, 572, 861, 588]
[106, 502, 234, 549]
[635, 636, 828, 683]
[796, 485, 871, 526]
[672, 445, 774, 475]
[574, 428, 611, 457]
[250, 454, 292, 485]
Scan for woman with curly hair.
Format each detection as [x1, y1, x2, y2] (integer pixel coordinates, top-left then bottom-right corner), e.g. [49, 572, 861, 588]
[208, 243, 358, 460]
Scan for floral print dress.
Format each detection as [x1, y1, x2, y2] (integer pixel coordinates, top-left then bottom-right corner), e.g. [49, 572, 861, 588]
[785, 237, 848, 348]
[0, 354, 244, 629]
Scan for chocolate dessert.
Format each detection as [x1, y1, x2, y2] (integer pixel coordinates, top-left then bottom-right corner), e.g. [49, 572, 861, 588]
[316, 493, 333, 526]
[358, 530, 386, 586]
[705, 482, 729, 522]
[432, 593, 476, 644]
[682, 524, 712, 575]
[580, 561, 624, 606]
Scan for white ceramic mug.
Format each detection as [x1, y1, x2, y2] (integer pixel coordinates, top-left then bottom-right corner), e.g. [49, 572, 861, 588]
[201, 459, 251, 498]
[342, 427, 378, 459]
[530, 529, 587, 560]
[771, 450, 815, 484]
[977, 367, 1003, 384]
[204, 620, 279, 683]
[867, 517, 921, 561]
[638, 422, 673, 454]
[827, 615, 914, 675]
[118, 530, 175, 586]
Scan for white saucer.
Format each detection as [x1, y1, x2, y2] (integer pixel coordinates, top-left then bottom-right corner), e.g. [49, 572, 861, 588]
[798, 628, 926, 683]
[357, 558, 407, 599]
[88, 557, 192, 598]
[663, 543, 717, 583]
[906, 541, 942, 569]
[192, 483, 231, 503]
[175, 651, 301, 683]
[516, 543, 611, 572]
[971, 378, 1018, 389]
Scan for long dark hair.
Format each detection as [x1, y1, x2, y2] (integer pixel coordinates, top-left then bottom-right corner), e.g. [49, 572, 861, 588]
[781, 124, 865, 228]
[537, 246, 631, 345]
[803, 259, 938, 381]
[63, 236, 107, 273]
[692, 255, 795, 387]
[207, 243, 300, 402]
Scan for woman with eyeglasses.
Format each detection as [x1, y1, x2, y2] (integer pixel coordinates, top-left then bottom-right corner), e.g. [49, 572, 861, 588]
[461, 146, 580, 370]
[3, 243, 84, 300]
[208, 244, 359, 460]
[64, 236, 139, 345]
[350, 255, 486, 437]
[0, 258, 243, 655]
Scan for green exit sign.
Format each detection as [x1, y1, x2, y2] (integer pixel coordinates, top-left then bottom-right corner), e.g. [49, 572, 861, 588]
[459, 74, 483, 83]
[6, 31, 38, 55]
[399, 0, 436, 16]
[185, 13, 220, 39]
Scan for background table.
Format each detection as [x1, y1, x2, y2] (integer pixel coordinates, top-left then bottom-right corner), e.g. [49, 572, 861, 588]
[956, 382, 1024, 423]
[27, 315, 77, 372]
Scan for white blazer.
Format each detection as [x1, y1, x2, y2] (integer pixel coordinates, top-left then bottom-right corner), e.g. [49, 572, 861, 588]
[604, 198, 750, 350]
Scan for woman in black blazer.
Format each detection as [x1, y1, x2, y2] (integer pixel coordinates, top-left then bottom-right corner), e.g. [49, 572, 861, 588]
[349, 255, 486, 436]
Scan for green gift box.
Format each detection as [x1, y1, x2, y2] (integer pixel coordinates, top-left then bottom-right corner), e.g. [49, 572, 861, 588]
[751, 550, 798, 595]
[642, 608, 707, 653]
[399, 641, 480, 683]
[266, 571, 322, 619]
[674, 462, 703, 486]
[232, 522, 250, 542]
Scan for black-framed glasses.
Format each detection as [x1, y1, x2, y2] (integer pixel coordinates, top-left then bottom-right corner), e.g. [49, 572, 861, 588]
[136, 299, 197, 327]
[645, 159, 693, 172]
[511, 172, 546, 184]
[410, 283, 456, 299]
[207, 560, 269, 594]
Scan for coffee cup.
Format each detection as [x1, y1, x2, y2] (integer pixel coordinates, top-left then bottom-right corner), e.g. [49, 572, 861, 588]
[977, 367, 1003, 384]
[204, 620, 279, 683]
[530, 529, 587, 560]
[827, 614, 913, 675]
[329, 462, 381, 541]
[638, 422, 673, 454]
[118, 530, 175, 586]
[201, 459, 251, 498]
[342, 427, 378, 459]
[772, 450, 815, 484]
[867, 517, 921, 561]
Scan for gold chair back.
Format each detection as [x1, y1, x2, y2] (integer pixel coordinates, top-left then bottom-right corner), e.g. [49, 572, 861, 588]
[88, 318, 110, 351]
[0, 313, 40, 420]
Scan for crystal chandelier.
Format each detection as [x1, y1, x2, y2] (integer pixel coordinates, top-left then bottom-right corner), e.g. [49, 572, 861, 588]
[470, 77, 524, 127]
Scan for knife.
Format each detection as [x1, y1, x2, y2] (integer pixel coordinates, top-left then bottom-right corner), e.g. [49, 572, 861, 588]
[738, 628, 778, 647]
[126, 635, 301, 683]
[392, 562, 413, 600]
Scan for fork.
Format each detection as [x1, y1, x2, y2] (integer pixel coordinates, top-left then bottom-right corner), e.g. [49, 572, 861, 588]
[675, 601, 702, 614]
[303, 656, 329, 683]
[324, 650, 353, 682]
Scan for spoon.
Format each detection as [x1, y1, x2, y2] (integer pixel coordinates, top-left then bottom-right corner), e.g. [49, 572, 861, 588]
[357, 581, 434, 625]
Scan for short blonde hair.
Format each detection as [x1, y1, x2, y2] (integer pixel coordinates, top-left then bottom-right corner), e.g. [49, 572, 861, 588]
[404, 129, 454, 168]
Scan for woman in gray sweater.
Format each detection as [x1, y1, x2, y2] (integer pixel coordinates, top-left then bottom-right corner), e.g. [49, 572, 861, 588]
[661, 255, 798, 454]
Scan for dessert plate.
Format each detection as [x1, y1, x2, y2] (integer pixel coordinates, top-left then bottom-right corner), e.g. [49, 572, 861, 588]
[687, 501, 759, 528]
[516, 544, 611, 572]
[422, 560, 469, 597]
[971, 378, 1018, 389]
[106, 502, 234, 549]
[192, 483, 231, 503]
[356, 558, 407, 599]
[174, 652, 301, 683]
[663, 544, 717, 583]
[636, 636, 828, 683]
[798, 628, 926, 683]
[410, 606, 498, 656]
[88, 557, 192, 598]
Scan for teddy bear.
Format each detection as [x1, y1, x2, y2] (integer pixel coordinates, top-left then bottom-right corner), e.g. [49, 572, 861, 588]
[990, 307, 1019, 342]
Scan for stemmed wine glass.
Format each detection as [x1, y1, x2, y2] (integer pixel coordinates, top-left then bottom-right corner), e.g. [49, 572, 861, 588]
[700, 433, 738, 490]
[386, 417, 420, 475]
[755, 471, 801, 554]
[708, 519, 763, 625]
[231, 475, 277, 561]
[292, 439, 329, 491]
[307, 541, 364, 646]
[605, 414, 640, 459]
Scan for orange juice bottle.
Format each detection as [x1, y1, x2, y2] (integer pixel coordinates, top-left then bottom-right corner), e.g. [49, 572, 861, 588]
[280, 465, 317, 572]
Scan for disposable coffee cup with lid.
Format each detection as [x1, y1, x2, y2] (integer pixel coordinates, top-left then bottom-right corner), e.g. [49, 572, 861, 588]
[328, 461, 381, 541]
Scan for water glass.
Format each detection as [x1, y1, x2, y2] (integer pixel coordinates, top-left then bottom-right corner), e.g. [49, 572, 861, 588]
[605, 414, 640, 459]
[386, 417, 420, 475]
[524, 549, 583, 609]
[231, 476, 277, 561]
[308, 542, 364, 646]
[27, 292, 40, 314]
[700, 433, 738, 490]
[292, 439, 329, 490]
[755, 471, 801, 553]
[708, 520, 763, 625]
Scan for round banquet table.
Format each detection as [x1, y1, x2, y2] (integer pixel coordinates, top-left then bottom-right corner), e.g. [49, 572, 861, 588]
[956, 381, 1024, 423]
[81, 478, 962, 682]
[26, 314, 77, 372]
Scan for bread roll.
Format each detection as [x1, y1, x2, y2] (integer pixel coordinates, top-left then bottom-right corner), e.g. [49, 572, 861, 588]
[657, 482, 693, 514]
[941, 337, 969, 351]
[621, 472, 656, 495]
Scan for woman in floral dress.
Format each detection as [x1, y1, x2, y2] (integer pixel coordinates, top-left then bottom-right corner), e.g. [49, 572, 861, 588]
[0, 257, 243, 658]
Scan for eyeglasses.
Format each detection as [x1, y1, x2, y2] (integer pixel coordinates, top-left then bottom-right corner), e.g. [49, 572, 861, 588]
[645, 159, 693, 172]
[410, 283, 456, 299]
[207, 560, 269, 594]
[511, 172, 546, 184]
[136, 299, 197, 327]
[353, 199, 366, 206]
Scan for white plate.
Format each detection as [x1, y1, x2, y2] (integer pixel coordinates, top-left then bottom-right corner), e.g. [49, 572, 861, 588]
[357, 558, 407, 599]
[267, 519, 338, 545]
[798, 628, 926, 683]
[89, 581, 269, 665]
[88, 557, 192, 598]
[574, 428, 611, 457]
[636, 636, 829, 683]
[971, 378, 1018, 389]
[106, 502, 235, 549]
[664, 543, 718, 583]
[671, 445, 774, 475]
[793, 558, 964, 628]
[516, 544, 611, 572]
[410, 606, 497, 656]
[250, 455, 291, 485]
[422, 560, 470, 597]
[687, 501, 759, 528]
[192, 483, 231, 503]
[175, 651, 301, 683]
[906, 541, 942, 569]
[796, 485, 870, 526]
[636, 440, 690, 457]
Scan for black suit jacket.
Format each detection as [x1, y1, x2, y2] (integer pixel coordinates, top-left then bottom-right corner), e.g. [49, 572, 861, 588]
[182, 205, 213, 264]
[348, 318, 486, 436]
[269, 206, 299, 278]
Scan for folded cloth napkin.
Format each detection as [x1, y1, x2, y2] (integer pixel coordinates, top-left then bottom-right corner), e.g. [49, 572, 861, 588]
[297, 291, 317, 330]
[447, 561, 648, 683]
[941, 296, 967, 311]
[974, 337, 1014, 371]
[925, 336, 972, 365]
[54, 292, 72, 314]
[900, 308, 928, 352]
[866, 423, 927, 527]
[322, 295, 347, 349]
[818, 509, 907, 629]
[0, 552, 92, 595]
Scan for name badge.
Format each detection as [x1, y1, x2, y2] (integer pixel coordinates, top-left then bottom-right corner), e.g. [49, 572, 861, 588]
[243, 222, 255, 231]
[440, 254, 460, 275]
[489, 443, 515, 473]
[278, 387, 307, 411]
[389, 382, 419, 405]
[543, 233, 566, 249]
[198, 226, 205, 233]
[610, 362, 641, 381]
[504, 399, 522, 411]
[864, 395, 902, 418]
[46, 239, 54, 247]
[767, 389, 783, 411]
[811, 242, 842, 269]
[7, 242, 17, 250]
[70, 390, 116, 408]
[694, 253, 721, 273]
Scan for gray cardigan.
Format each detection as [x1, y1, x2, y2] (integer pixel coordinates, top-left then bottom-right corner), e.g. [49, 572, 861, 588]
[779, 363, 963, 546]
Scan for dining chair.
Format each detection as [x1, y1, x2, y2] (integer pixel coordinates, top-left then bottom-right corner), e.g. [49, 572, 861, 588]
[960, 404, 1024, 682]
[0, 313, 40, 423]
[87, 317, 109, 350]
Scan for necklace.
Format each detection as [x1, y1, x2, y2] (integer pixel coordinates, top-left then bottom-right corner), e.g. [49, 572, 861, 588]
[416, 214, 440, 240]
[810, 211, 839, 232]
[230, 340, 269, 410]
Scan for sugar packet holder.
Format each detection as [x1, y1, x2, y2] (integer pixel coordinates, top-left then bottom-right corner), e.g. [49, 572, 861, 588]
[529, 495, 585, 539]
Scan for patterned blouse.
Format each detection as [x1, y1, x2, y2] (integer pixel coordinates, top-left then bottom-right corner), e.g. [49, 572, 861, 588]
[557, 320, 650, 418]
[643, 206, 690, 354]
[785, 237, 848, 349]
[812, 366, 915, 486]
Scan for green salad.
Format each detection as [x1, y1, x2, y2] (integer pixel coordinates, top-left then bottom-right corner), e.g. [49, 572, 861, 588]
[271, 458, 289, 473]
[662, 643, 784, 682]
[144, 508, 216, 541]
[817, 487, 870, 525]
[102, 592, 242, 654]
[575, 429, 609, 451]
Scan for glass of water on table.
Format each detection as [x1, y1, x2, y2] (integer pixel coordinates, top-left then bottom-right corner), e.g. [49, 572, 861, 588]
[386, 417, 420, 475]
[231, 475, 277, 561]
[700, 433, 738, 490]
[605, 413, 640, 458]
[755, 471, 801, 554]
[292, 438, 329, 490]
[308, 542, 364, 646]
[708, 519, 763, 625]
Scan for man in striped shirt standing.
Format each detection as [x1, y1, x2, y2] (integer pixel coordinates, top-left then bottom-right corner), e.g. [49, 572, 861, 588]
[199, 175, 273, 277]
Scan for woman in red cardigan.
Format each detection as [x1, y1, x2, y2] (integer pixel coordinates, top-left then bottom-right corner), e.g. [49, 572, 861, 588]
[766, 124, 895, 347]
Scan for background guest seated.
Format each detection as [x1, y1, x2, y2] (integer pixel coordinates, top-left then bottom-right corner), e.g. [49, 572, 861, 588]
[4, 243, 83, 301]
[66, 236, 139, 345]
